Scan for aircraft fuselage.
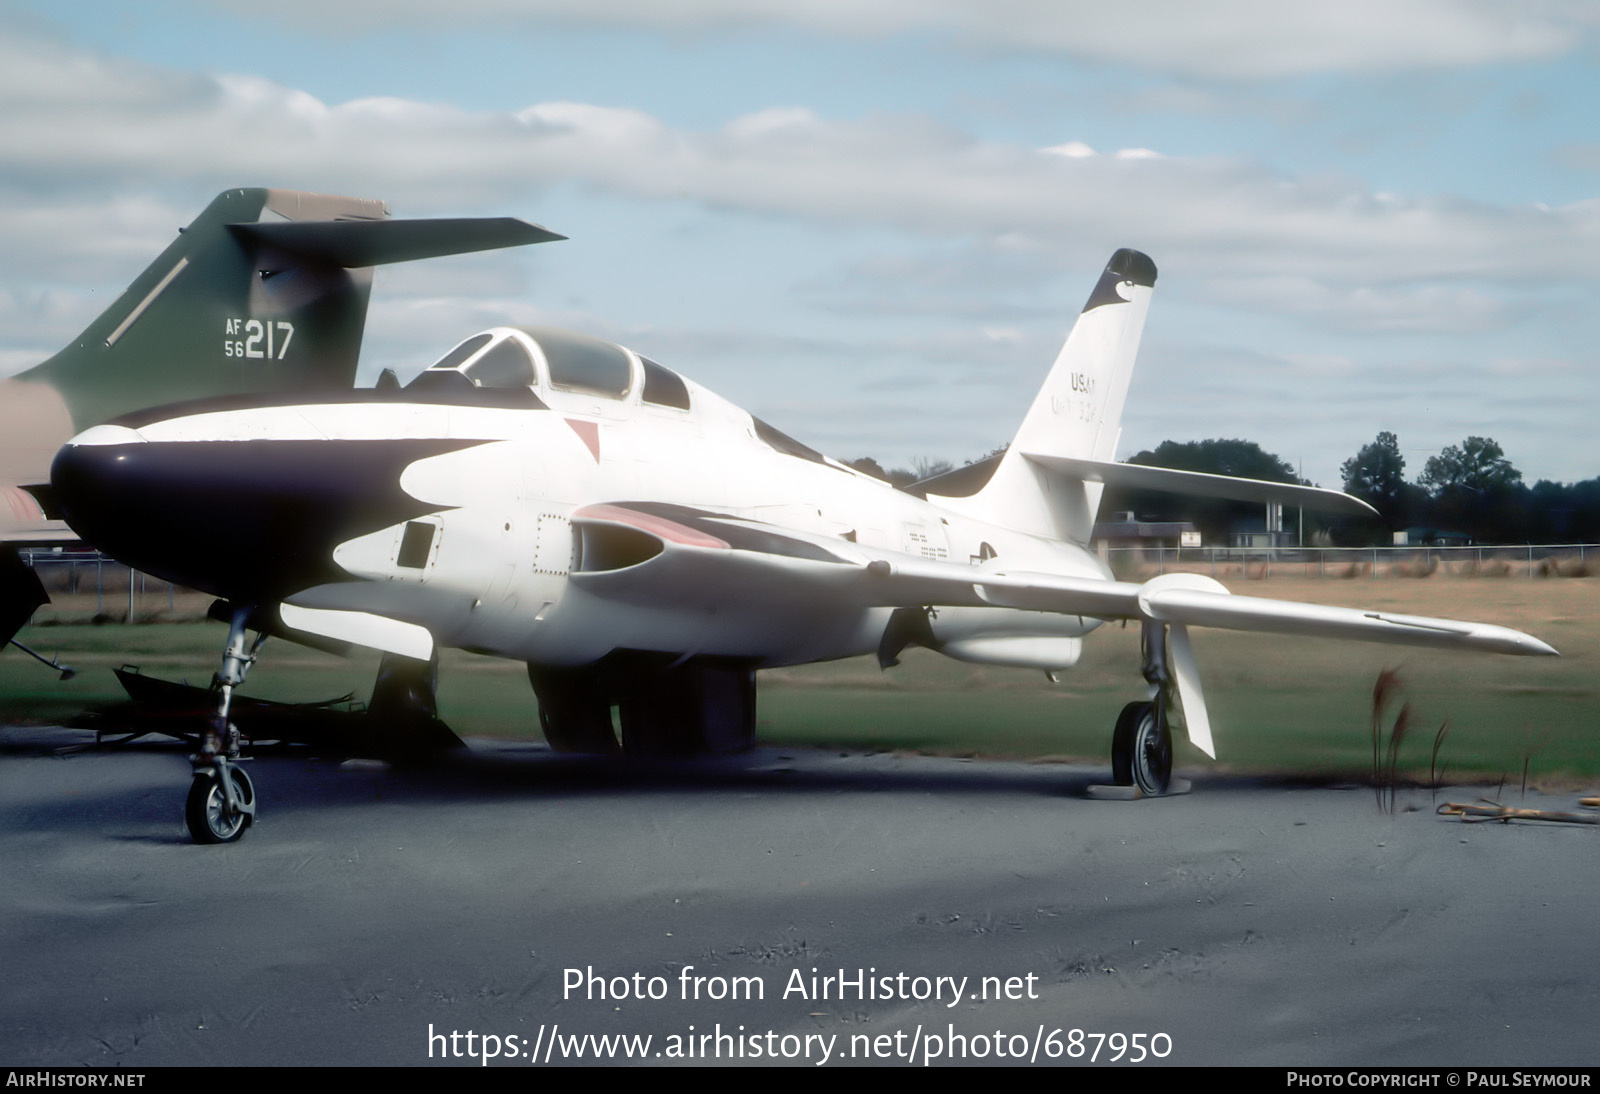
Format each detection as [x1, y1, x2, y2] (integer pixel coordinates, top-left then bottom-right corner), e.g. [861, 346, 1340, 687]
[54, 326, 1106, 674]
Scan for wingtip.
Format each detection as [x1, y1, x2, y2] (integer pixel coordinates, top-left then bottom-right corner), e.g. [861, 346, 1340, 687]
[1493, 629, 1559, 657]
[517, 220, 567, 244]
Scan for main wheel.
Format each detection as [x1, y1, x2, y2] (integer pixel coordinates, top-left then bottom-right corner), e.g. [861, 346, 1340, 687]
[618, 658, 756, 758]
[1111, 700, 1172, 796]
[528, 665, 620, 755]
[185, 766, 255, 844]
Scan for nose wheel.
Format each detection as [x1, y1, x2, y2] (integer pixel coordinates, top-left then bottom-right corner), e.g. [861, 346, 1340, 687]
[186, 764, 256, 843]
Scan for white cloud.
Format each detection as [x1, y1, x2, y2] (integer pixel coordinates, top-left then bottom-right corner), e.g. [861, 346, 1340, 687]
[1042, 141, 1096, 159]
[1192, 276, 1529, 334]
[209, 0, 1596, 80]
[2, 31, 1593, 301]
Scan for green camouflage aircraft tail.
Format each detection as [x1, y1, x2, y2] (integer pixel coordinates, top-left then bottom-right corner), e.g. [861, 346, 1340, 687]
[19, 186, 560, 436]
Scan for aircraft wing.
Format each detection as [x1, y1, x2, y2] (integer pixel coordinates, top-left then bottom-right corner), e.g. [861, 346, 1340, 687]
[873, 558, 1555, 657]
[566, 503, 1555, 657]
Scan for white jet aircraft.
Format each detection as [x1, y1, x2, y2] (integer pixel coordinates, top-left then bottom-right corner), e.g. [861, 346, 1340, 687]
[50, 245, 1557, 843]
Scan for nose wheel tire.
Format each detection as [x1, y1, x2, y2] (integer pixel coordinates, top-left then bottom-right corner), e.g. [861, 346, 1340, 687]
[185, 766, 255, 844]
[1112, 700, 1172, 797]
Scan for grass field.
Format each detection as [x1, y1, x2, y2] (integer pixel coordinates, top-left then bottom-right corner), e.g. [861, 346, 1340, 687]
[5, 573, 1596, 784]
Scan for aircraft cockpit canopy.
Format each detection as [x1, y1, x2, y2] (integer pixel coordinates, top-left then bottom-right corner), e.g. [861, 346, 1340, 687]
[409, 332, 537, 394]
[522, 327, 631, 398]
[405, 326, 691, 410]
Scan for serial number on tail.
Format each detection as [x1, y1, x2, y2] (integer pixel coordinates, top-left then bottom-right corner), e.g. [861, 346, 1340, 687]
[223, 318, 294, 360]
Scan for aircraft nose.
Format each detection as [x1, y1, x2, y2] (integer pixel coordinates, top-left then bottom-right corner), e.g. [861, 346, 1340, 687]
[51, 429, 154, 559]
[51, 430, 301, 600]
[53, 430, 480, 603]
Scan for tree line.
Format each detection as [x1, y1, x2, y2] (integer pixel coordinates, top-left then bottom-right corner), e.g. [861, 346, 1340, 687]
[1333, 431, 1600, 546]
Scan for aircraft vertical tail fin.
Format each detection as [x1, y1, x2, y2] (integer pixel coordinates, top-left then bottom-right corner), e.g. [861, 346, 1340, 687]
[18, 187, 563, 432]
[927, 248, 1156, 543]
[19, 189, 388, 431]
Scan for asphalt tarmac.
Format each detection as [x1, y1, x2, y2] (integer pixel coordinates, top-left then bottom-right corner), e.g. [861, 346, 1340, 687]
[2, 727, 1595, 1068]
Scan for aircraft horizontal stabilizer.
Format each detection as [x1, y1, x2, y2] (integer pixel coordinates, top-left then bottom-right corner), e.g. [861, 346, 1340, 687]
[232, 217, 565, 268]
[1023, 453, 1378, 517]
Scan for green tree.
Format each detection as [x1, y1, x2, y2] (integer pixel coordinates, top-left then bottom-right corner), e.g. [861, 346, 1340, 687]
[1418, 436, 1521, 495]
[1107, 438, 1303, 544]
[1418, 436, 1524, 543]
[1129, 438, 1301, 483]
[1340, 431, 1409, 534]
[844, 456, 918, 489]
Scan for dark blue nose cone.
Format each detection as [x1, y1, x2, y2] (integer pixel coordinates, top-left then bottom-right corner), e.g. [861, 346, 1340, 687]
[52, 432, 481, 603]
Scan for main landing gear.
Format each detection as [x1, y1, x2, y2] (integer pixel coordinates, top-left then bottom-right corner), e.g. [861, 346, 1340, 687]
[1109, 621, 1175, 797]
[186, 605, 262, 843]
[529, 653, 757, 759]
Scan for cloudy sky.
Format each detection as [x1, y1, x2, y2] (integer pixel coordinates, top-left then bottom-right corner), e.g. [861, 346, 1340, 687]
[3, 1, 1598, 488]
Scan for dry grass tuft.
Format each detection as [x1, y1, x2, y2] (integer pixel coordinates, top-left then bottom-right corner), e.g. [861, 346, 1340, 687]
[1391, 556, 1438, 579]
[1372, 669, 1411, 814]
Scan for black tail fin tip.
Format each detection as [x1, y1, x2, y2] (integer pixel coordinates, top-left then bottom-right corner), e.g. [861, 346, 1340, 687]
[1082, 249, 1158, 313]
[1108, 248, 1157, 287]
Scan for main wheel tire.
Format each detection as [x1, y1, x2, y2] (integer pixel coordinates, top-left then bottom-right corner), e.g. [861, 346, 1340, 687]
[618, 658, 756, 758]
[528, 666, 620, 755]
[1111, 700, 1172, 796]
[185, 767, 255, 844]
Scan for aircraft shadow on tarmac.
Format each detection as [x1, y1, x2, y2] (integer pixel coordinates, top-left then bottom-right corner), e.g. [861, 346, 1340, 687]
[0, 729, 1256, 841]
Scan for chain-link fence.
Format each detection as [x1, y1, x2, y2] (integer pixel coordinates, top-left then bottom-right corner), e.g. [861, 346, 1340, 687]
[1100, 543, 1596, 580]
[20, 547, 185, 621]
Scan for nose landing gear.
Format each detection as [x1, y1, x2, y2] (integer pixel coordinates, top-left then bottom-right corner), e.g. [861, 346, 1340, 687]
[186, 605, 262, 844]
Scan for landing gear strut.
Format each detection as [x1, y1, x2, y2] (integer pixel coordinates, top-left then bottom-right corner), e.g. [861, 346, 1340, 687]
[186, 605, 262, 843]
[1110, 621, 1174, 796]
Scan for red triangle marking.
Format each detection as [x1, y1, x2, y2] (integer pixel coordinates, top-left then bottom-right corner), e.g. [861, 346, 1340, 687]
[565, 418, 600, 462]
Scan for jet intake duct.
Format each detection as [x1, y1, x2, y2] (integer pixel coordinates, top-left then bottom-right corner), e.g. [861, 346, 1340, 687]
[576, 522, 664, 573]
